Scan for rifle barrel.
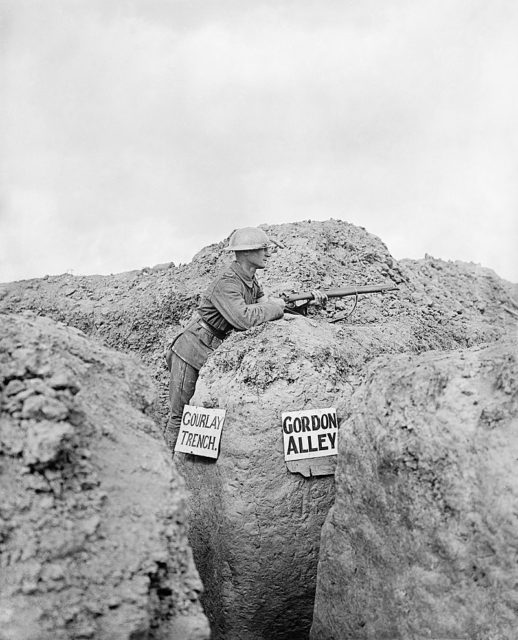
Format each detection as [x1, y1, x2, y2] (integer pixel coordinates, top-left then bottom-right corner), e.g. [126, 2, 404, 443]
[286, 283, 398, 303]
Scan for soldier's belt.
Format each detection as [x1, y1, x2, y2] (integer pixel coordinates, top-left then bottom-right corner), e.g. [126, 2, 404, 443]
[197, 316, 229, 341]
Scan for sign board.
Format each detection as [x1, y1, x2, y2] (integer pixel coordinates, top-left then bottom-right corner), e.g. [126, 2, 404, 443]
[282, 408, 338, 462]
[175, 405, 226, 459]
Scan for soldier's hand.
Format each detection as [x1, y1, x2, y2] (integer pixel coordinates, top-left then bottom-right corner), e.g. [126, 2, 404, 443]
[270, 297, 286, 310]
[311, 290, 328, 307]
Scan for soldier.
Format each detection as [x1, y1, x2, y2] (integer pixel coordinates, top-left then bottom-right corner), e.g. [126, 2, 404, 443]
[164, 226, 326, 450]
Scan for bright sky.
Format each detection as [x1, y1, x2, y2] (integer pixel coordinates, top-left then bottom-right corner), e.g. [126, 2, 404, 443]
[1, 0, 517, 283]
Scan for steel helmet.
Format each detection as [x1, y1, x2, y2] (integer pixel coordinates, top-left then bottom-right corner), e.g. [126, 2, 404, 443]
[224, 227, 270, 251]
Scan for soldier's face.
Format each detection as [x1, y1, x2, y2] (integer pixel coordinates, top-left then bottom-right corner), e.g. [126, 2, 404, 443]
[247, 247, 270, 269]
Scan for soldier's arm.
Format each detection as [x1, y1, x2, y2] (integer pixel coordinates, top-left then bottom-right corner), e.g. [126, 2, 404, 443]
[210, 279, 284, 331]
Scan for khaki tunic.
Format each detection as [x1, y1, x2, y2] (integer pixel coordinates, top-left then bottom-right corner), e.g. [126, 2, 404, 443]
[171, 261, 284, 370]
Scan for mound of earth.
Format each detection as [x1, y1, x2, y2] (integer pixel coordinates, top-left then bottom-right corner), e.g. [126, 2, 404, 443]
[0, 313, 209, 640]
[311, 337, 518, 640]
[179, 303, 517, 639]
[0, 219, 517, 639]
[1, 220, 516, 433]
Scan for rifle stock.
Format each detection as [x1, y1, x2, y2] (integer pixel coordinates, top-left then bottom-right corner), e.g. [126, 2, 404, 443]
[285, 283, 398, 304]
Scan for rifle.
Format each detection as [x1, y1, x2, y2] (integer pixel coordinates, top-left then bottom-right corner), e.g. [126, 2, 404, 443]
[282, 283, 398, 321]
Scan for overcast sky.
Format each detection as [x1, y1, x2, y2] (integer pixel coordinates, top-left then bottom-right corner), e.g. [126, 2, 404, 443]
[1, 0, 517, 283]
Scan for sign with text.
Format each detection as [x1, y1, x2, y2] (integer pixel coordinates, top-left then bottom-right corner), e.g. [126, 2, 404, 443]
[282, 408, 338, 462]
[175, 405, 225, 459]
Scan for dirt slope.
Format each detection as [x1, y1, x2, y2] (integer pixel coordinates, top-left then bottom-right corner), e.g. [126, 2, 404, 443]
[1, 219, 516, 638]
[1, 219, 516, 433]
[311, 337, 518, 640]
[0, 312, 209, 640]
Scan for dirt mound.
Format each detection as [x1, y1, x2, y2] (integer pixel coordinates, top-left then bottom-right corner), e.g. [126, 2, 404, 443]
[0, 312, 209, 640]
[178, 294, 516, 640]
[0, 219, 516, 638]
[1, 220, 516, 431]
[177, 319, 344, 640]
[311, 338, 518, 640]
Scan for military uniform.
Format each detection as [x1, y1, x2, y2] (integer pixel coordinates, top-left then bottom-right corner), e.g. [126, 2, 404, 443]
[165, 261, 284, 449]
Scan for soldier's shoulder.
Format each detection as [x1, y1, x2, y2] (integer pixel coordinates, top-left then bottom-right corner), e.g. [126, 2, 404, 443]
[213, 264, 237, 282]
[206, 265, 238, 291]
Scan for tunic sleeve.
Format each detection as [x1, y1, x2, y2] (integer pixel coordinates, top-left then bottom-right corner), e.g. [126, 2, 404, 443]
[210, 276, 283, 331]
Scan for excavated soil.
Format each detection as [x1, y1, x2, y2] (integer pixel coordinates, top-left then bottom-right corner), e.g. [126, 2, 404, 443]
[1, 219, 517, 639]
[311, 338, 518, 640]
[0, 313, 209, 640]
[1, 219, 516, 431]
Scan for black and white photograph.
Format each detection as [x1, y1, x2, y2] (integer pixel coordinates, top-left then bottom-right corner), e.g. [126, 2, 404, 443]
[1, 2, 517, 639]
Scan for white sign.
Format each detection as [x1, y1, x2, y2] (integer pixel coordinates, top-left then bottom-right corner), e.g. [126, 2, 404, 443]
[175, 405, 226, 458]
[282, 408, 338, 461]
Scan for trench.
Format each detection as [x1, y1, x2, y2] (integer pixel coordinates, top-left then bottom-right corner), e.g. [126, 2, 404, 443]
[177, 454, 336, 640]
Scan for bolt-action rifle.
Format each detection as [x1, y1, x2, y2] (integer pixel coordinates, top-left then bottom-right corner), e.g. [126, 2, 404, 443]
[282, 283, 398, 321]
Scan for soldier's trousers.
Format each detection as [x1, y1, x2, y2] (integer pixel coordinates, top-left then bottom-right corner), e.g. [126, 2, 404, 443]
[165, 352, 199, 451]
